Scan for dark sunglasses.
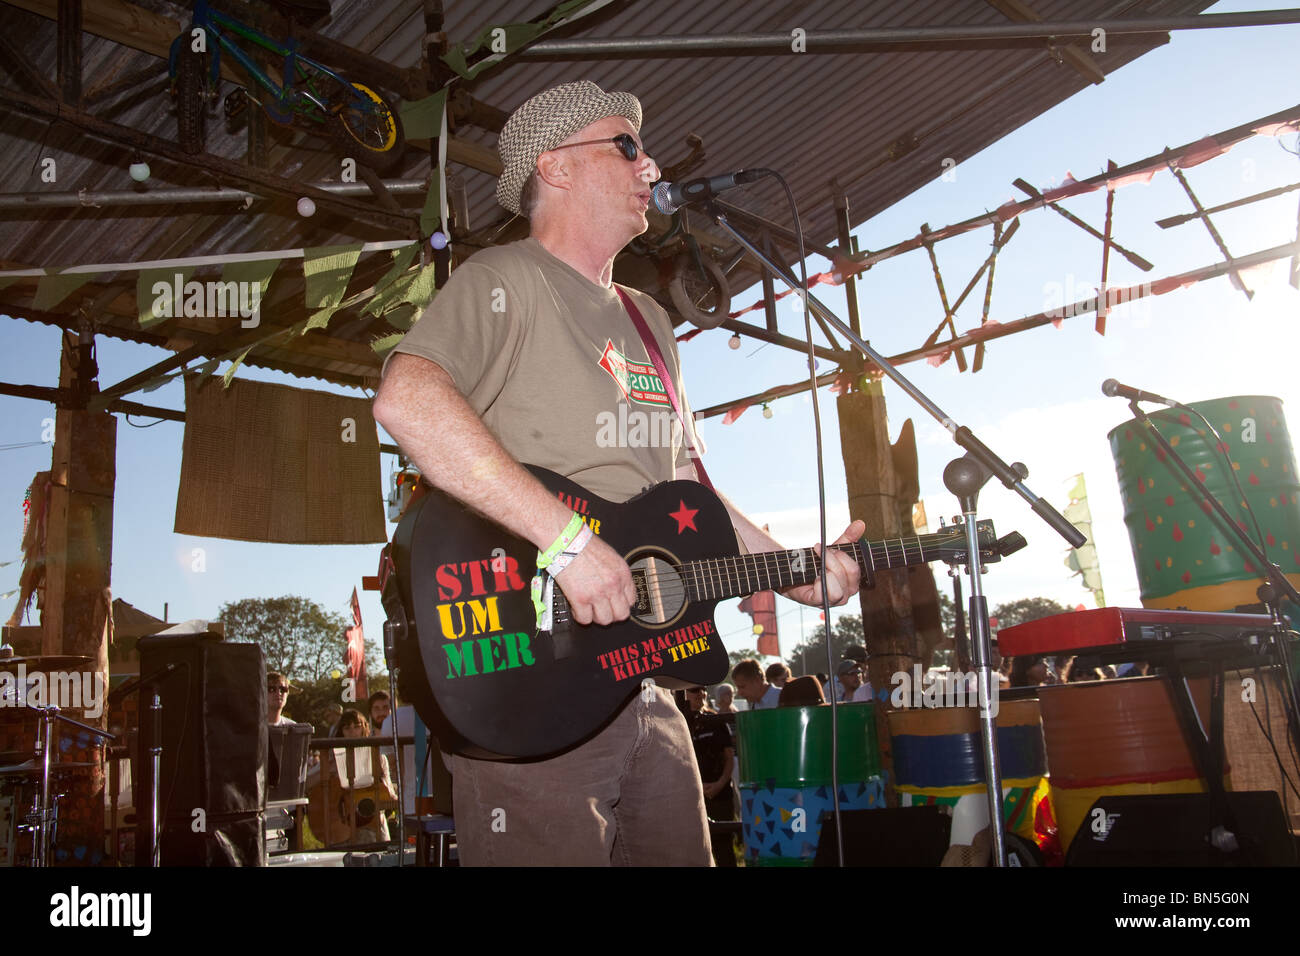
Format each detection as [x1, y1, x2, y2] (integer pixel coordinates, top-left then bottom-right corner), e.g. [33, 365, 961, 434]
[549, 133, 649, 163]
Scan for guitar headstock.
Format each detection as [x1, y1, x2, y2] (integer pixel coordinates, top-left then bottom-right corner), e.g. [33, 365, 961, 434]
[928, 519, 1016, 565]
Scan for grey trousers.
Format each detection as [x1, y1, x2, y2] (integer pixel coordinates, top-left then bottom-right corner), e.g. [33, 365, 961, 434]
[451, 683, 713, 866]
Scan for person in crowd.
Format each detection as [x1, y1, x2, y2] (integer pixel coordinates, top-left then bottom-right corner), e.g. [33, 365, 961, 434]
[778, 675, 826, 707]
[731, 659, 782, 710]
[1009, 655, 1059, 687]
[368, 690, 392, 735]
[267, 672, 297, 726]
[714, 683, 738, 714]
[836, 659, 873, 702]
[764, 662, 792, 689]
[333, 709, 398, 846]
[680, 686, 738, 867]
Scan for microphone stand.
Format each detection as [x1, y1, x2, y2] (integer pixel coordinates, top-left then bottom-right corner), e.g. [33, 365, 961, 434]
[698, 199, 1085, 867]
[1126, 401, 1300, 774]
[383, 619, 406, 864]
[109, 663, 178, 867]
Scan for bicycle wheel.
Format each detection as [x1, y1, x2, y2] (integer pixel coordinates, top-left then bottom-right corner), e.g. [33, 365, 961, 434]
[331, 81, 405, 175]
[669, 250, 731, 330]
[175, 44, 208, 154]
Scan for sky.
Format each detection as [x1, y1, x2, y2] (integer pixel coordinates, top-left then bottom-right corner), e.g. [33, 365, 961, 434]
[1, 0, 1297, 673]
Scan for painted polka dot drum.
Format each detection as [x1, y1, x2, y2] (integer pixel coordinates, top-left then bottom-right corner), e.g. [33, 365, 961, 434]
[1108, 396, 1300, 611]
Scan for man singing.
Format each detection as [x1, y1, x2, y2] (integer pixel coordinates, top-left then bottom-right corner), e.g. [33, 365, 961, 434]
[373, 80, 863, 865]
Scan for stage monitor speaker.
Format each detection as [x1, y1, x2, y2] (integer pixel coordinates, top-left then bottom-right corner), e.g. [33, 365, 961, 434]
[1065, 791, 1297, 867]
[135, 634, 267, 866]
[814, 807, 952, 867]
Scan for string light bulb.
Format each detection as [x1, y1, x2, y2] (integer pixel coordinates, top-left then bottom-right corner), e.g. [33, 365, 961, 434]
[728, 333, 741, 350]
[762, 403, 773, 419]
[128, 153, 150, 182]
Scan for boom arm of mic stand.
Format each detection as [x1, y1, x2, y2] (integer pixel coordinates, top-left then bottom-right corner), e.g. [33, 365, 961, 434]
[702, 202, 1085, 549]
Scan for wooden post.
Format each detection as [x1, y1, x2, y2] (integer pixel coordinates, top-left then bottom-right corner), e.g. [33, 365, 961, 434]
[837, 381, 920, 690]
[41, 327, 115, 864]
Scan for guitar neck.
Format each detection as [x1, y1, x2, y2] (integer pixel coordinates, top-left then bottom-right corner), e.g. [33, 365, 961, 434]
[682, 534, 943, 603]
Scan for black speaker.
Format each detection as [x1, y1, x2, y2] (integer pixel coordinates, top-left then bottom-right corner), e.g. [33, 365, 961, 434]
[1066, 792, 1297, 866]
[814, 807, 952, 866]
[135, 634, 266, 866]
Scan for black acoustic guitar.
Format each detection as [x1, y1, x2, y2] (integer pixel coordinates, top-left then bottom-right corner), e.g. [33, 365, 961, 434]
[384, 465, 1006, 760]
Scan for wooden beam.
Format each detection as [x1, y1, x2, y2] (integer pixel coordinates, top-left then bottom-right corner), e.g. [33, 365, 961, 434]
[0, 32, 61, 99]
[56, 0, 81, 103]
[4, 0, 505, 176]
[0, 85, 418, 233]
[985, 0, 1108, 84]
[4, 0, 241, 81]
[42, 327, 112, 862]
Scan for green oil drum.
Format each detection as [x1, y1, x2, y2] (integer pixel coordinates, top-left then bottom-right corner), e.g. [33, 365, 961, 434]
[736, 704, 884, 866]
[1108, 395, 1300, 610]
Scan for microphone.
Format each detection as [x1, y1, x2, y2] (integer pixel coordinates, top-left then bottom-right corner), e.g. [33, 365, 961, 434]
[1101, 378, 1177, 406]
[651, 170, 766, 214]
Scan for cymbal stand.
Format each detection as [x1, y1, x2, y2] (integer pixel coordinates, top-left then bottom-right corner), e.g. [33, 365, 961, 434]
[27, 706, 115, 867]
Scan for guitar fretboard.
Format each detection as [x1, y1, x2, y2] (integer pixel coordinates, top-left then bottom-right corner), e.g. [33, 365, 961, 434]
[679, 536, 936, 603]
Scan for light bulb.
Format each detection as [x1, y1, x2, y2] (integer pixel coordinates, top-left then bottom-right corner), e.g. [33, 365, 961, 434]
[128, 161, 150, 182]
[728, 333, 741, 350]
[763, 405, 773, 419]
[297, 197, 316, 217]
[430, 231, 449, 250]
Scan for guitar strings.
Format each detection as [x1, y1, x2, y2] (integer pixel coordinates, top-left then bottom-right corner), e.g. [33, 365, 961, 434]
[549, 532, 964, 625]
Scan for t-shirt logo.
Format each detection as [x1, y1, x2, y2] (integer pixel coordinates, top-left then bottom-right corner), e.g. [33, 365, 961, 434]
[598, 340, 670, 407]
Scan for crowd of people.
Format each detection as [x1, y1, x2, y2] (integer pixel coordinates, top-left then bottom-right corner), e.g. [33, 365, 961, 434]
[265, 674, 399, 848]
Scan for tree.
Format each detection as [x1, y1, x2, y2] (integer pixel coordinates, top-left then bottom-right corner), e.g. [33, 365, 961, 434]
[219, 595, 381, 684]
[990, 597, 1072, 631]
[287, 672, 393, 735]
[787, 614, 866, 676]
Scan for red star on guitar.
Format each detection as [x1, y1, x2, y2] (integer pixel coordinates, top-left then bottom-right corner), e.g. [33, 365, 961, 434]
[669, 499, 699, 533]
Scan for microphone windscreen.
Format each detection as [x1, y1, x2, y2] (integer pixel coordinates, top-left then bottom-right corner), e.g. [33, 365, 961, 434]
[651, 181, 677, 215]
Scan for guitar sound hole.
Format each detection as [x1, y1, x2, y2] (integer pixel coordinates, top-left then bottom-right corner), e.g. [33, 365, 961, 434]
[630, 555, 687, 626]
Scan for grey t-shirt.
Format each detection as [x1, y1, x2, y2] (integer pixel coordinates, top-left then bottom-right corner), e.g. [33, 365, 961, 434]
[387, 238, 705, 503]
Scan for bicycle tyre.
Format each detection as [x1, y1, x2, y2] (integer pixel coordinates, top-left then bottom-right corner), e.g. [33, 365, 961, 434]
[175, 44, 208, 154]
[331, 81, 405, 175]
[669, 250, 731, 330]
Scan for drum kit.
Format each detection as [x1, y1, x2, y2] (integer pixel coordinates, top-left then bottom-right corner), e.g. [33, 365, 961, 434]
[0, 654, 115, 867]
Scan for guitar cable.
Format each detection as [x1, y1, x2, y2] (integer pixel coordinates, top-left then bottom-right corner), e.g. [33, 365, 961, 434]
[761, 169, 846, 868]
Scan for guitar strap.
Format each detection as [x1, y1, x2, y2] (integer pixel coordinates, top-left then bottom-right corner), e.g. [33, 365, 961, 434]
[614, 287, 715, 492]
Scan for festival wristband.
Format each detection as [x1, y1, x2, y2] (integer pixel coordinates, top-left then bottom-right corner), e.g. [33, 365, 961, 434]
[531, 514, 591, 629]
[544, 522, 593, 576]
[536, 512, 585, 570]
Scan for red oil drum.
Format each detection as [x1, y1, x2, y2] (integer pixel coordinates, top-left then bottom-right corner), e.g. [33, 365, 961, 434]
[1038, 676, 1228, 850]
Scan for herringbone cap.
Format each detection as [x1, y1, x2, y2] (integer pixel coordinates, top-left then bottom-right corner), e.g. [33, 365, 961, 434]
[496, 80, 642, 215]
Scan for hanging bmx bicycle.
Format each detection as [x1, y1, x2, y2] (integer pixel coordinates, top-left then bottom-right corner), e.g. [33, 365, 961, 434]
[168, 0, 405, 174]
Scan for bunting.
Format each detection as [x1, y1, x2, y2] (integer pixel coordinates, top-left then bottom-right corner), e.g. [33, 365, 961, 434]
[1063, 473, 1105, 607]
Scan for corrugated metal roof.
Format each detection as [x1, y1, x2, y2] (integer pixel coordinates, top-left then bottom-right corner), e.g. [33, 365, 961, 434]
[0, 0, 1213, 390]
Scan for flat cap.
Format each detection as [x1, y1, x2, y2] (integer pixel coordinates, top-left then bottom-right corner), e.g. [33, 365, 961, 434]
[496, 80, 642, 215]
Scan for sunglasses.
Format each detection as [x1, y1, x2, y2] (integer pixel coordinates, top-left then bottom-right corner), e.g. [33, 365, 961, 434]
[548, 133, 650, 163]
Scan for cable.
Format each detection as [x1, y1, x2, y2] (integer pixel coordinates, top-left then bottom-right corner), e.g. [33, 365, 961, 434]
[752, 167, 847, 867]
